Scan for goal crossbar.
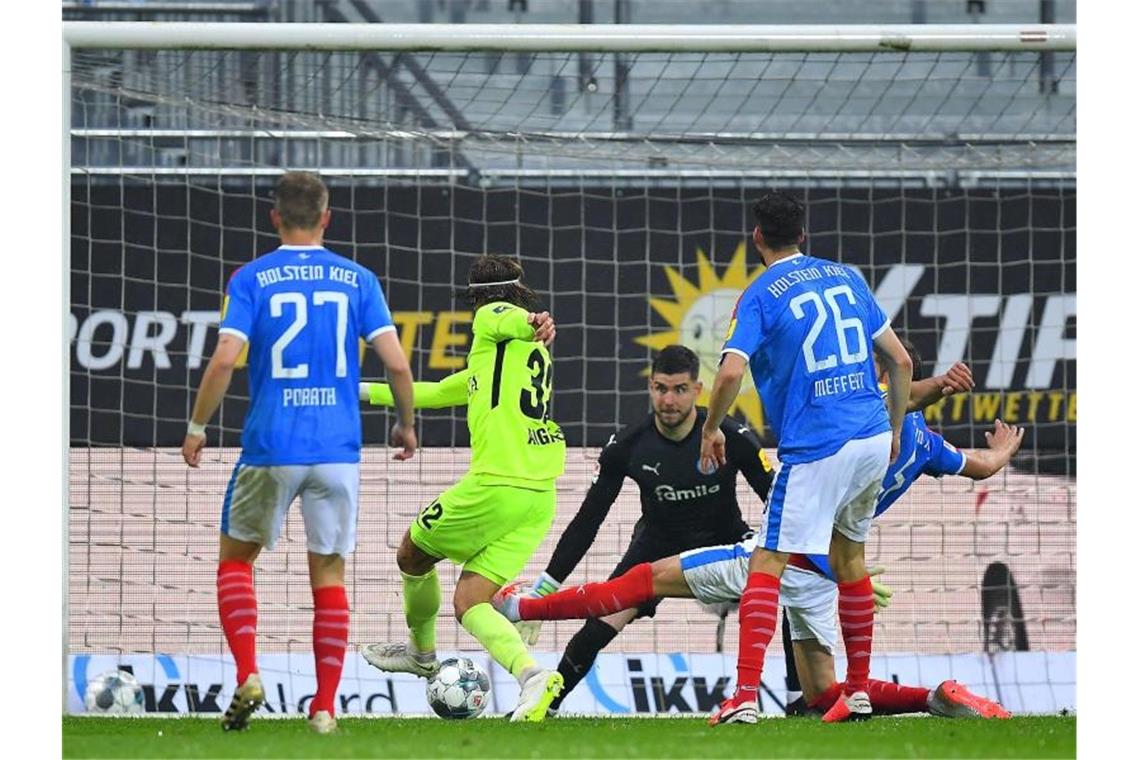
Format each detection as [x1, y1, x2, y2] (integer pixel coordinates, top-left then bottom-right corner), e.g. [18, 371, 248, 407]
[62, 21, 1076, 53]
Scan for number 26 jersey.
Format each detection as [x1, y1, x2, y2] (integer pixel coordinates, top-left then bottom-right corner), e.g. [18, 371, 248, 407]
[722, 253, 890, 465]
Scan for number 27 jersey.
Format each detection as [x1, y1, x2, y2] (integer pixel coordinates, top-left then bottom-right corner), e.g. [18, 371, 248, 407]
[219, 245, 394, 465]
[722, 253, 890, 464]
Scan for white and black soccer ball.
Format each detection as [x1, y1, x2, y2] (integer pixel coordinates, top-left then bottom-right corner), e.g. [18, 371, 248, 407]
[426, 657, 491, 719]
[84, 669, 145, 715]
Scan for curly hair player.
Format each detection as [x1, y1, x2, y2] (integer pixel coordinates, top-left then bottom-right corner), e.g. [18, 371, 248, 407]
[357, 255, 566, 722]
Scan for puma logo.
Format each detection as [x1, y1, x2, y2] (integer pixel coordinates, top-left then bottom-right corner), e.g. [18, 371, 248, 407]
[641, 462, 661, 476]
[737, 425, 749, 435]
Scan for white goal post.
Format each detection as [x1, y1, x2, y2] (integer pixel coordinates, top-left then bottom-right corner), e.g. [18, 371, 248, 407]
[63, 22, 1076, 52]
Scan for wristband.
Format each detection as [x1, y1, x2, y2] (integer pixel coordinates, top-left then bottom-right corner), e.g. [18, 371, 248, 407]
[186, 421, 206, 437]
[531, 571, 562, 597]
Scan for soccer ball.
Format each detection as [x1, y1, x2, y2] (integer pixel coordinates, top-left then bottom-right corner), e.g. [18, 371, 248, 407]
[426, 657, 491, 719]
[84, 669, 145, 715]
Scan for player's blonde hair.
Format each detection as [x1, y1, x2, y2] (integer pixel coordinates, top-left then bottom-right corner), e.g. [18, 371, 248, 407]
[273, 171, 328, 230]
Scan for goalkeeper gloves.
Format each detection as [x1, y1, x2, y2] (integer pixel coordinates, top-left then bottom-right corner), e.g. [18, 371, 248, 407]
[513, 571, 561, 646]
[868, 566, 893, 613]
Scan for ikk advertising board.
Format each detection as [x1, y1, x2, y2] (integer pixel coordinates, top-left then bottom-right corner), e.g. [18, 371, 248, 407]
[69, 650, 1073, 716]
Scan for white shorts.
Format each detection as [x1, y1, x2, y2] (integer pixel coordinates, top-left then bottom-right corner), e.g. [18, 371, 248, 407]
[763, 432, 891, 554]
[220, 462, 360, 556]
[781, 565, 839, 654]
[680, 537, 838, 653]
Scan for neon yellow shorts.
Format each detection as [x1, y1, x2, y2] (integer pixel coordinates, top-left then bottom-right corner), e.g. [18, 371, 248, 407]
[408, 474, 556, 586]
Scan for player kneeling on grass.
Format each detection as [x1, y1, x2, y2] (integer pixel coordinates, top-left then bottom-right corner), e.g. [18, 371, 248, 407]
[358, 255, 567, 722]
[495, 341, 1022, 723]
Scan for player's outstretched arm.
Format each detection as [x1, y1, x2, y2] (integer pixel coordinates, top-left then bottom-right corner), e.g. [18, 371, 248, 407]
[961, 419, 1025, 479]
[371, 330, 417, 461]
[360, 369, 471, 410]
[873, 327, 914, 461]
[182, 333, 245, 467]
[908, 361, 975, 412]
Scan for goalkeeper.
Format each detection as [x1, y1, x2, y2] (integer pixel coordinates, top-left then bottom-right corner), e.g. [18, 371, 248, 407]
[496, 340, 1020, 721]
[358, 255, 566, 722]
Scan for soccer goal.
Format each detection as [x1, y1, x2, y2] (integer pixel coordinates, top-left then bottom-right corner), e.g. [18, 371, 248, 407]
[64, 20, 1075, 717]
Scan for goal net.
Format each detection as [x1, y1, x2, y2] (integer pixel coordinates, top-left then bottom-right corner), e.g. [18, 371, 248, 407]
[66, 22, 1075, 717]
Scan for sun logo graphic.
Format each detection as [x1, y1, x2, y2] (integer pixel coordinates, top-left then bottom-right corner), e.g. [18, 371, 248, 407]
[636, 243, 767, 432]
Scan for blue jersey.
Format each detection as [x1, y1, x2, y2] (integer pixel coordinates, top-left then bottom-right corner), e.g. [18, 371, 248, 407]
[218, 245, 395, 466]
[722, 253, 890, 464]
[806, 406, 966, 579]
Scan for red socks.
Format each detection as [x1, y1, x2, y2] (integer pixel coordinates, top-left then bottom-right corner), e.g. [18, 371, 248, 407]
[837, 575, 875, 694]
[734, 572, 781, 696]
[808, 681, 844, 712]
[217, 562, 351, 718]
[520, 562, 655, 620]
[311, 585, 350, 718]
[866, 680, 931, 714]
[810, 679, 930, 714]
[216, 560, 258, 685]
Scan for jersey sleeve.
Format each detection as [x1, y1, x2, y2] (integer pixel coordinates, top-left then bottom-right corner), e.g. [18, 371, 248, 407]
[723, 420, 775, 501]
[722, 288, 764, 361]
[851, 266, 890, 339]
[472, 302, 535, 343]
[922, 430, 967, 477]
[218, 267, 254, 343]
[544, 435, 627, 582]
[363, 369, 470, 409]
[360, 271, 396, 341]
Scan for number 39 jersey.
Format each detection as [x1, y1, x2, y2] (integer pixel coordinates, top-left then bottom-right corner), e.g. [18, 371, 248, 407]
[465, 301, 566, 489]
[219, 245, 394, 466]
[722, 253, 890, 464]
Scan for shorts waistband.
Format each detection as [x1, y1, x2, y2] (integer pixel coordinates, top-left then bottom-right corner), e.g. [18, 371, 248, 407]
[787, 553, 824, 576]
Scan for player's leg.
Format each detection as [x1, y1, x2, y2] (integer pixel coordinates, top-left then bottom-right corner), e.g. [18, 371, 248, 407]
[713, 462, 839, 726]
[360, 528, 443, 677]
[544, 525, 673, 713]
[457, 485, 561, 721]
[781, 615, 808, 715]
[496, 556, 681, 621]
[823, 432, 891, 723]
[364, 482, 474, 678]
[217, 535, 261, 690]
[781, 558, 1009, 719]
[779, 567, 930, 718]
[298, 463, 360, 733]
[217, 463, 299, 731]
[779, 564, 841, 715]
[306, 552, 346, 733]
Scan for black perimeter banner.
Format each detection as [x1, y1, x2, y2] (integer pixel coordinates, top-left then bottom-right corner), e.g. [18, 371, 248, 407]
[70, 182, 1075, 472]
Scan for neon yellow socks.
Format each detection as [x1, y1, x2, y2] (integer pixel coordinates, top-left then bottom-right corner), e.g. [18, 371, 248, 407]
[401, 568, 440, 653]
[460, 602, 536, 680]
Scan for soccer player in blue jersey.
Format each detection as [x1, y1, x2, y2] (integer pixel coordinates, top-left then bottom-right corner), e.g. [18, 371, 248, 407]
[776, 338, 1022, 717]
[181, 172, 417, 734]
[699, 190, 914, 724]
[495, 341, 1021, 720]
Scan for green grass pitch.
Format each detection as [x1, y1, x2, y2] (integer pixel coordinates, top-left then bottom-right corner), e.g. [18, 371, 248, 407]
[64, 715, 1075, 759]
